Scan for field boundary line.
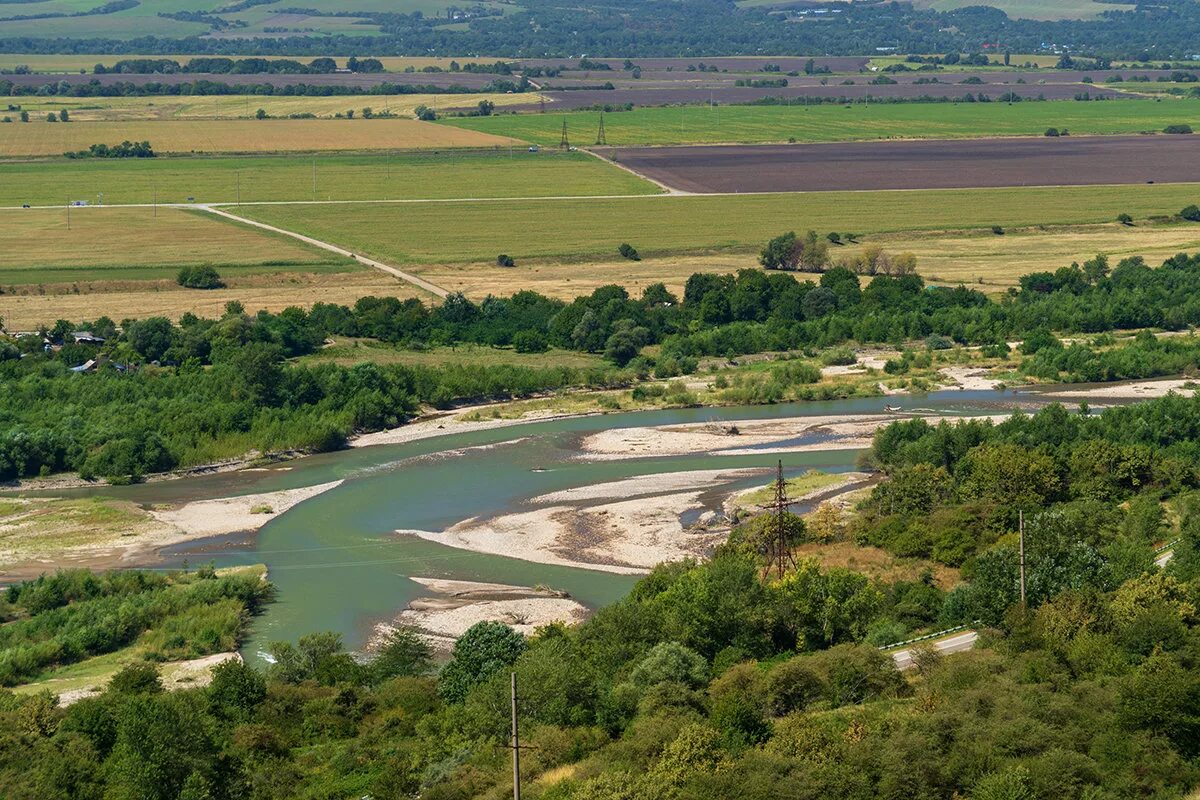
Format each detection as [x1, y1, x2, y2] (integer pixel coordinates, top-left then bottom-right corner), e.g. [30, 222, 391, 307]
[198, 205, 450, 299]
[579, 147, 688, 195]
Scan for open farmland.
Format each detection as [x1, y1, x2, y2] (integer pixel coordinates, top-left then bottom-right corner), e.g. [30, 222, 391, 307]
[12, 92, 542, 122]
[233, 182, 1200, 277]
[442, 99, 1200, 146]
[0, 118, 515, 157]
[0, 54, 477, 74]
[910, 0, 1133, 20]
[0, 150, 658, 207]
[604, 136, 1200, 193]
[0, 206, 353, 284]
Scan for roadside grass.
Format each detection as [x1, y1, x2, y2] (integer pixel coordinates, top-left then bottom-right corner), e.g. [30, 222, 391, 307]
[12, 92, 542, 122]
[0, 271, 418, 329]
[234, 182, 1200, 275]
[440, 98, 1200, 147]
[0, 117, 514, 157]
[298, 339, 605, 369]
[0, 150, 658, 207]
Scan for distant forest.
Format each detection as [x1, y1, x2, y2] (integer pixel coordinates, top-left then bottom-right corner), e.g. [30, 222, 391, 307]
[4, 0, 1200, 60]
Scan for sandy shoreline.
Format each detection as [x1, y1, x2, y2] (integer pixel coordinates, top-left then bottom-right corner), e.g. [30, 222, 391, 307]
[401, 467, 872, 575]
[0, 481, 342, 580]
[374, 577, 589, 650]
[1039, 378, 1198, 399]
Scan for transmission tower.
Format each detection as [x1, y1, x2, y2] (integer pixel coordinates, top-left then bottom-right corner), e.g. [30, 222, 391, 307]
[558, 118, 570, 149]
[760, 460, 798, 581]
[539, 95, 546, 114]
[595, 112, 607, 145]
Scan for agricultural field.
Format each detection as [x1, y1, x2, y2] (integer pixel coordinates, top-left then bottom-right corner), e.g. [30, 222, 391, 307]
[299, 340, 605, 369]
[0, 206, 352, 285]
[910, 0, 1133, 20]
[11, 92, 542, 122]
[0, 150, 659, 207]
[441, 98, 1200, 147]
[234, 182, 1200, 288]
[0, 118, 514, 157]
[606, 136, 1200, 193]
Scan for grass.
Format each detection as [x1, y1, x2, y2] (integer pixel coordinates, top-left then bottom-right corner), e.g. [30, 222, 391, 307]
[234, 183, 1200, 277]
[0, 150, 659, 207]
[8, 92, 541, 122]
[0, 497, 161, 562]
[735, 470, 846, 508]
[440, 98, 1200, 147]
[299, 339, 605, 369]
[0, 117, 514, 157]
[0, 206, 352, 284]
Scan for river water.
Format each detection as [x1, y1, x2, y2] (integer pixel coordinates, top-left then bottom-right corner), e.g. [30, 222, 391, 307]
[65, 389, 1047, 661]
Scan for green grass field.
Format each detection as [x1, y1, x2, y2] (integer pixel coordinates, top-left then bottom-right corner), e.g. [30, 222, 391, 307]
[0, 150, 658, 207]
[235, 182, 1200, 267]
[911, 0, 1131, 20]
[441, 99, 1200, 147]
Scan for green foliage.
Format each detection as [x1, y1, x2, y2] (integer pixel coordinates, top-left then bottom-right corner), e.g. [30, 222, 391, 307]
[175, 265, 224, 290]
[438, 621, 526, 703]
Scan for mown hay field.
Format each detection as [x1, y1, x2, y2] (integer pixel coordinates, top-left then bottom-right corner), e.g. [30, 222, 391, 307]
[0, 118, 515, 157]
[13, 92, 541, 122]
[0, 150, 658, 207]
[0, 206, 352, 284]
[442, 98, 1200, 147]
[235, 182, 1200, 274]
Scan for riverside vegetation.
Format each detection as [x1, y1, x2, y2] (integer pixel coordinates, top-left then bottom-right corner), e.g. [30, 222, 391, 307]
[6, 395, 1200, 798]
[7, 250, 1200, 481]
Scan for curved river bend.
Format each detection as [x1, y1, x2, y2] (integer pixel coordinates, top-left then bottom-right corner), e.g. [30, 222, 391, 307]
[72, 389, 1044, 660]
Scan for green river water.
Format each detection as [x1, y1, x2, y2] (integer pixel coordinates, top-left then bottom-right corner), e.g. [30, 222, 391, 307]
[70, 390, 1045, 663]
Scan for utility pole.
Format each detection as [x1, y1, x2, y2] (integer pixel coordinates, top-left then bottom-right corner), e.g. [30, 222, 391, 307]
[311, 157, 316, 201]
[558, 118, 569, 149]
[595, 111, 607, 145]
[510, 673, 521, 800]
[65, 195, 70, 230]
[153, 183, 157, 218]
[236, 169, 241, 206]
[1018, 510, 1026, 608]
[757, 460, 797, 581]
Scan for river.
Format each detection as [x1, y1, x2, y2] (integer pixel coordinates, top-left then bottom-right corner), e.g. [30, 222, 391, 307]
[63, 388, 1048, 661]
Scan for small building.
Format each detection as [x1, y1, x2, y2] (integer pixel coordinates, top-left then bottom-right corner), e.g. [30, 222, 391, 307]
[71, 331, 105, 345]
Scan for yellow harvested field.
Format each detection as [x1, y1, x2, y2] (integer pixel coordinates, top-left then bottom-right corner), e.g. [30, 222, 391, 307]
[0, 206, 338, 276]
[0, 118, 516, 156]
[0, 271, 420, 328]
[414, 254, 755, 301]
[856, 222, 1200, 290]
[19, 92, 543, 122]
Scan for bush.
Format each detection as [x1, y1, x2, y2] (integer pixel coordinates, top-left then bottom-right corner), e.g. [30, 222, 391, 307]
[176, 265, 224, 289]
[1044, 127, 1060, 137]
[618, 243, 641, 261]
[991, 225, 1005, 235]
[1164, 124, 1193, 134]
[1181, 205, 1200, 222]
[496, 254, 515, 267]
[512, 330, 548, 353]
[1117, 213, 1133, 225]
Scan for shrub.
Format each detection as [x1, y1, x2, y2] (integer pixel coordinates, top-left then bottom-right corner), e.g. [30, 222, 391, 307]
[618, 243, 641, 261]
[496, 254, 515, 267]
[1164, 124, 1193, 134]
[512, 330, 548, 353]
[991, 225, 1005, 235]
[176, 265, 224, 289]
[1181, 205, 1200, 222]
[1117, 213, 1133, 225]
[1044, 127, 1060, 137]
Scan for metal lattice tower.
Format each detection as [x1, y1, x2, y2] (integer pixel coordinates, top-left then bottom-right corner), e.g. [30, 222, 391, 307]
[559, 118, 570, 149]
[760, 460, 798, 581]
[595, 112, 607, 146]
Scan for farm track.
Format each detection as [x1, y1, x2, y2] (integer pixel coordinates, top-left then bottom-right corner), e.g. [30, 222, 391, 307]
[200, 205, 450, 298]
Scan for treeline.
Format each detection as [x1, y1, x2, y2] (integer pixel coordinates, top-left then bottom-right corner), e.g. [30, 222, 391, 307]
[92, 56, 383, 74]
[0, 76, 529, 98]
[856, 393, 1200, 626]
[63, 139, 153, 159]
[7, 0, 1200, 60]
[3, 527, 1200, 797]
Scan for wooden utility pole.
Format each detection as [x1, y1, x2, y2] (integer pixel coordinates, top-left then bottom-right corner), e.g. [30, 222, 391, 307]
[1018, 510, 1026, 608]
[510, 672, 521, 800]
